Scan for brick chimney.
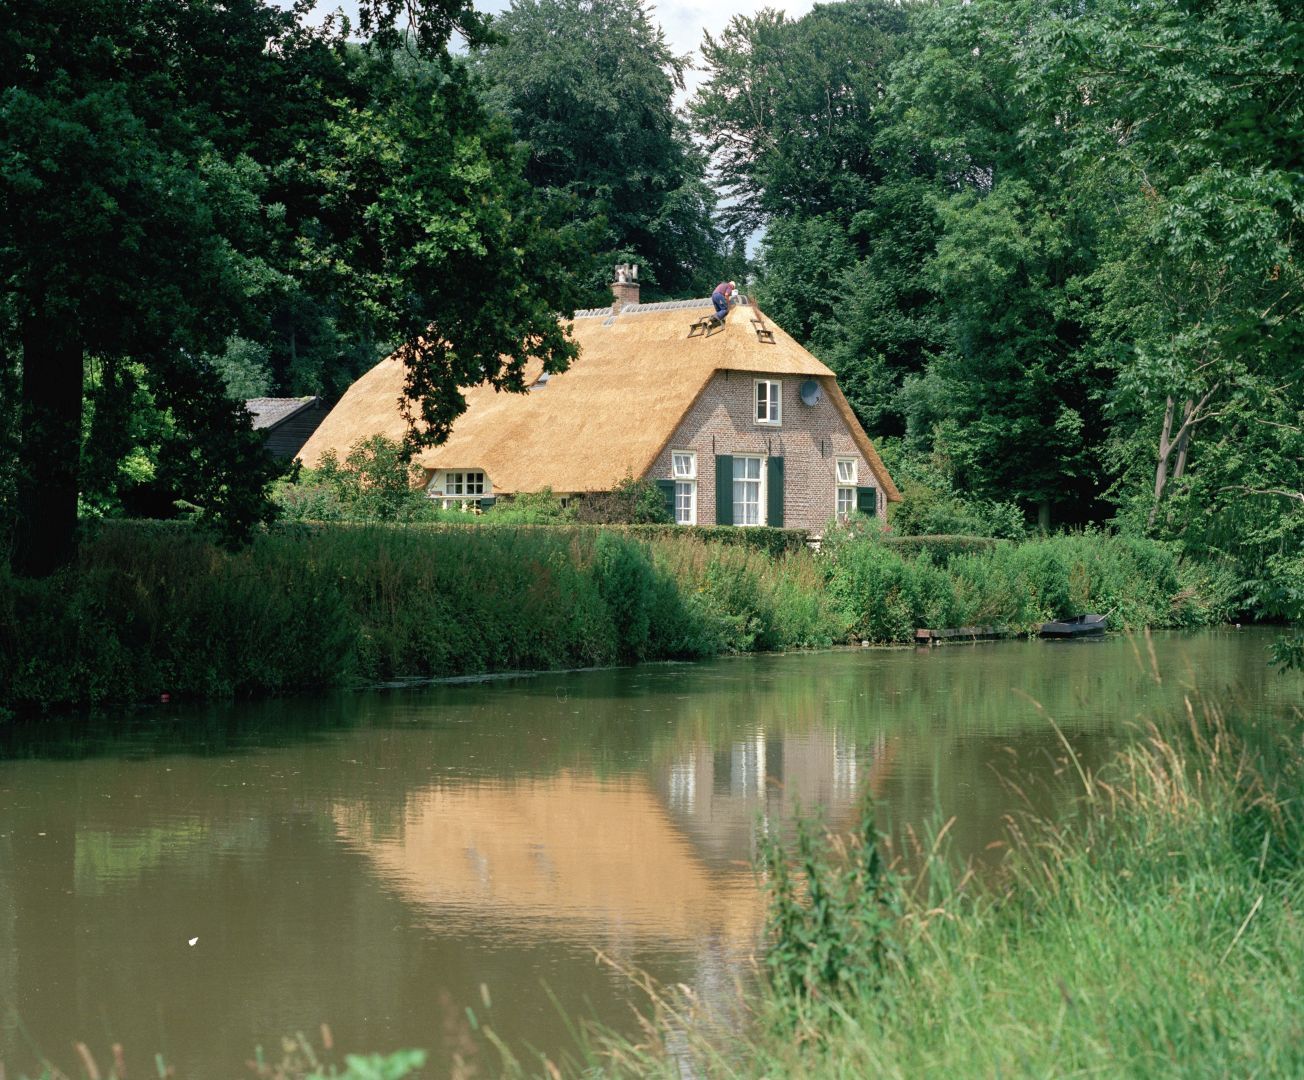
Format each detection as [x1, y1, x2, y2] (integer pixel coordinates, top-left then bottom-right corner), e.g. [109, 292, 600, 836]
[611, 262, 640, 313]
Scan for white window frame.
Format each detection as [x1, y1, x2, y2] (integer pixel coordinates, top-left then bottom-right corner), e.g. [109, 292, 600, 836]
[672, 451, 697, 525]
[755, 379, 782, 426]
[427, 469, 490, 510]
[733, 454, 765, 526]
[836, 458, 857, 520]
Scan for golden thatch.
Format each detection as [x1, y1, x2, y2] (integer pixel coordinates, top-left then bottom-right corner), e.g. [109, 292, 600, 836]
[298, 300, 900, 500]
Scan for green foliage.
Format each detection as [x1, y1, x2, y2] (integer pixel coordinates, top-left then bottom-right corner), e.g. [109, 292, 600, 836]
[474, 0, 723, 300]
[883, 535, 1004, 562]
[574, 475, 672, 524]
[692, 0, 912, 234]
[695, 0, 1301, 613]
[1272, 634, 1304, 672]
[615, 524, 809, 558]
[823, 535, 963, 642]
[247, 1030, 426, 1080]
[483, 488, 575, 524]
[822, 528, 1235, 641]
[761, 789, 904, 1008]
[0, 521, 842, 713]
[276, 436, 442, 523]
[878, 438, 1026, 539]
[211, 336, 273, 400]
[3, 0, 588, 575]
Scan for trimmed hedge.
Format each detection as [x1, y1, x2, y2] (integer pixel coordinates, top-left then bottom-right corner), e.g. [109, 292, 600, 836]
[337, 519, 812, 557]
[883, 534, 1007, 562]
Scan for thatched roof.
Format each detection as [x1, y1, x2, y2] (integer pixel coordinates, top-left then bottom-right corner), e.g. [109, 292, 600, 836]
[298, 300, 900, 500]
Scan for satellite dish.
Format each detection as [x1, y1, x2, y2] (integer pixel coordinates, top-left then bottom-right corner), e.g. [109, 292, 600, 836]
[799, 379, 823, 406]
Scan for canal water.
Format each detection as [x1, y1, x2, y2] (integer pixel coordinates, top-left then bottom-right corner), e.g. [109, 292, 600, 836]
[0, 630, 1298, 1076]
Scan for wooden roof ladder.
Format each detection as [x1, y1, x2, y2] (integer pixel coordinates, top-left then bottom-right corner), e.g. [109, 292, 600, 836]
[687, 314, 725, 338]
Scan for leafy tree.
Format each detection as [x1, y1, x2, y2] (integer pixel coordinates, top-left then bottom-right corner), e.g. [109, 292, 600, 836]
[475, 0, 723, 300]
[1027, 0, 1301, 533]
[694, 2, 946, 436]
[693, 0, 911, 234]
[212, 338, 274, 400]
[2, 0, 585, 576]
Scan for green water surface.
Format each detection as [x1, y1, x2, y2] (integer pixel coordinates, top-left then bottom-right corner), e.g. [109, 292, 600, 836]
[0, 629, 1298, 1076]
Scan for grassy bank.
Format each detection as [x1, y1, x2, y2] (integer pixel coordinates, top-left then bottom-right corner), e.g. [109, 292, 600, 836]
[1, 521, 1237, 714]
[0, 521, 839, 714]
[594, 685, 1304, 1079]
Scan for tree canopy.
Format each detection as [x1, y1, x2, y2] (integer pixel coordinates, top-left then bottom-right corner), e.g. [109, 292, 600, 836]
[474, 0, 724, 301]
[692, 0, 1301, 581]
[2, 0, 586, 574]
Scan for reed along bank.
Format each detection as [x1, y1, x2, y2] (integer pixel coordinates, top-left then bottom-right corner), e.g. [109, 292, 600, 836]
[597, 676, 1304, 1079]
[1, 521, 1237, 715]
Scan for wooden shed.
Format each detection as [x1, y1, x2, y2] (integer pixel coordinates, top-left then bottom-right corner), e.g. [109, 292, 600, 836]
[246, 397, 328, 461]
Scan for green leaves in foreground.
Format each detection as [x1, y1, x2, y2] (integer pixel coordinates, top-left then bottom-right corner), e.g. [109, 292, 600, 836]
[761, 789, 904, 1009]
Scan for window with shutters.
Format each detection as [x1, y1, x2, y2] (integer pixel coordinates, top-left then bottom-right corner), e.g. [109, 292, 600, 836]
[755, 380, 782, 425]
[836, 458, 857, 520]
[733, 455, 764, 525]
[672, 451, 696, 525]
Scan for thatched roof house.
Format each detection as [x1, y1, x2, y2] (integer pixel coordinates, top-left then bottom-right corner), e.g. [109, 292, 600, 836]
[300, 271, 899, 532]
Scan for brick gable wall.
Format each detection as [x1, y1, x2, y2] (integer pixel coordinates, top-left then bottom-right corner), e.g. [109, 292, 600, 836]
[644, 371, 883, 533]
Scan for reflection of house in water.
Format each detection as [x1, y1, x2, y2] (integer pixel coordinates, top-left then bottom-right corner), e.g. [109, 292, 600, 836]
[329, 732, 893, 983]
[653, 730, 893, 869]
[331, 772, 764, 958]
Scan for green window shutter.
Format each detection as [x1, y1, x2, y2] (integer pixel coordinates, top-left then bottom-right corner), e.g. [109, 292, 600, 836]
[715, 455, 734, 525]
[655, 478, 676, 522]
[856, 486, 877, 516]
[478, 496, 497, 512]
[767, 456, 784, 527]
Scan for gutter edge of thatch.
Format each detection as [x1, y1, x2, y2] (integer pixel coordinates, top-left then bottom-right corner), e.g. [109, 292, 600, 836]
[825, 379, 901, 503]
[636, 368, 719, 485]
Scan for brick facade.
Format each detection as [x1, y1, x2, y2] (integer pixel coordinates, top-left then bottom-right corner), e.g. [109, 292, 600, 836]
[644, 371, 883, 533]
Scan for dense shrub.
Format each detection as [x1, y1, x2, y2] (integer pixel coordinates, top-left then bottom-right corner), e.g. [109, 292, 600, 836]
[623, 524, 810, 557]
[883, 534, 1005, 562]
[482, 487, 575, 524]
[274, 436, 448, 523]
[823, 527, 1234, 641]
[1, 520, 1240, 713]
[877, 439, 1028, 539]
[573, 475, 671, 524]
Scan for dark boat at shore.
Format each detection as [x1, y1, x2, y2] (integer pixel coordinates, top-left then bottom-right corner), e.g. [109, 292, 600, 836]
[1039, 613, 1108, 638]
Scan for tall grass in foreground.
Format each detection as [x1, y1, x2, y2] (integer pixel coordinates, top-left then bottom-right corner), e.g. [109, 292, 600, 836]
[580, 674, 1304, 1079]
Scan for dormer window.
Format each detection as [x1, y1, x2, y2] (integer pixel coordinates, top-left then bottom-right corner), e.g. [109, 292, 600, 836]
[445, 471, 484, 496]
[755, 380, 782, 425]
[427, 469, 490, 510]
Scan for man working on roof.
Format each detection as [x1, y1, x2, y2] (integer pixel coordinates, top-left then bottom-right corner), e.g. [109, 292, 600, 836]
[711, 280, 737, 324]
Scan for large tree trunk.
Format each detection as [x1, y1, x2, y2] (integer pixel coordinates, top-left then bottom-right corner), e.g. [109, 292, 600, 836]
[14, 312, 83, 578]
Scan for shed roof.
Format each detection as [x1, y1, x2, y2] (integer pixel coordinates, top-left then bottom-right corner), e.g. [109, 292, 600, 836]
[245, 396, 320, 431]
[298, 301, 899, 501]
